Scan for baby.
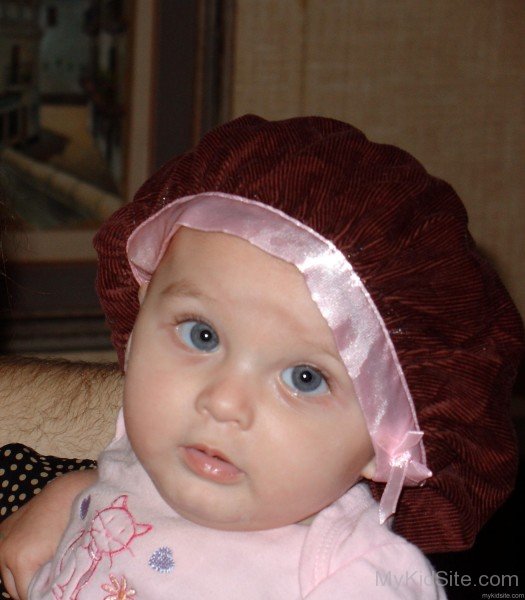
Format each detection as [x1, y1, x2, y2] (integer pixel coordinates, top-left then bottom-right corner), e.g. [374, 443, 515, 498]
[28, 115, 523, 598]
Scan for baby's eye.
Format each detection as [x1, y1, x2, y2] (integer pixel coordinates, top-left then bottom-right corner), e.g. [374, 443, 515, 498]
[176, 320, 219, 352]
[281, 365, 329, 395]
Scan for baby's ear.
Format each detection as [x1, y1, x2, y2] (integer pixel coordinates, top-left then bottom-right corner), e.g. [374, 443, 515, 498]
[360, 456, 376, 480]
[137, 283, 149, 305]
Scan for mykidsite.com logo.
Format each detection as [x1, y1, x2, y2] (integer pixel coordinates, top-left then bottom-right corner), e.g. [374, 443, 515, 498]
[376, 570, 521, 593]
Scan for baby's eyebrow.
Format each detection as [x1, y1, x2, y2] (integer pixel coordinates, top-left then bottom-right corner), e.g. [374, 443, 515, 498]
[159, 279, 209, 301]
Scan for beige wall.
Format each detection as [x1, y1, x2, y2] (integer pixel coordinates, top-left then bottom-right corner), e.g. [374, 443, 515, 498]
[231, 0, 525, 318]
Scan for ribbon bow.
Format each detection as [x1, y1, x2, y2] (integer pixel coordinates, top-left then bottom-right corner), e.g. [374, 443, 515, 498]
[377, 430, 432, 524]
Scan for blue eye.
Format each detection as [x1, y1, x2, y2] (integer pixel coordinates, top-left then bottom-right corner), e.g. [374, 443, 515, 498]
[177, 320, 219, 352]
[281, 365, 329, 395]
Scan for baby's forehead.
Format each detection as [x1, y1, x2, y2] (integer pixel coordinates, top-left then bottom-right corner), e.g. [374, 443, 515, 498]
[148, 226, 344, 355]
[157, 226, 302, 280]
[158, 227, 311, 301]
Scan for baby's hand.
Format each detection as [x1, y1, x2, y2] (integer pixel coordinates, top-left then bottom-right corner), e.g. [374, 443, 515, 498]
[0, 469, 97, 600]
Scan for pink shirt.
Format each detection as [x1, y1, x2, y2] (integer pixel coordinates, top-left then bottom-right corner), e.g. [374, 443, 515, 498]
[30, 424, 446, 599]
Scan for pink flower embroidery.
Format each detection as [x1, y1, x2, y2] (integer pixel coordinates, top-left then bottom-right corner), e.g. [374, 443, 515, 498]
[101, 574, 136, 600]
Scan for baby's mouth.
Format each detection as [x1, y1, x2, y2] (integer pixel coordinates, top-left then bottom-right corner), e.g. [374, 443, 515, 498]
[181, 445, 243, 484]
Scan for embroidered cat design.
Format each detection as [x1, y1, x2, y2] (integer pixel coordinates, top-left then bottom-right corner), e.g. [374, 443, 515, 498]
[52, 495, 151, 600]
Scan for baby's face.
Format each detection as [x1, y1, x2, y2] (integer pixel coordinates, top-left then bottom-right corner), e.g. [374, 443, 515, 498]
[124, 227, 374, 531]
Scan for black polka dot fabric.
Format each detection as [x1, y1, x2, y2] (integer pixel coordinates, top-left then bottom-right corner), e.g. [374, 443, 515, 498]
[0, 444, 96, 598]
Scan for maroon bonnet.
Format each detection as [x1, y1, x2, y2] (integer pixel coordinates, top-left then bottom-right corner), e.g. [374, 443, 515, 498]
[94, 114, 523, 553]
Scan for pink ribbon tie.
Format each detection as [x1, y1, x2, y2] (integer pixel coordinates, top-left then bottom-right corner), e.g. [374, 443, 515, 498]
[378, 430, 432, 524]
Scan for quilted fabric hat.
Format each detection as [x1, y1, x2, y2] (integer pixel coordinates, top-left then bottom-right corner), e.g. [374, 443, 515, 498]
[94, 114, 523, 553]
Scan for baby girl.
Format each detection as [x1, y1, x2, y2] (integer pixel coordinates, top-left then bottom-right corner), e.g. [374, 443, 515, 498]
[24, 115, 524, 598]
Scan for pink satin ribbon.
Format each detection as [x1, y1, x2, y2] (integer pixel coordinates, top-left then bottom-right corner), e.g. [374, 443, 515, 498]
[127, 192, 432, 521]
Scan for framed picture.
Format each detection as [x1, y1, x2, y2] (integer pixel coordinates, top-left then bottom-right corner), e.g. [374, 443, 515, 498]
[0, 0, 232, 355]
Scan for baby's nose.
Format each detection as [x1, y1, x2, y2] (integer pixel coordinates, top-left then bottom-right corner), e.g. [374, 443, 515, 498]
[195, 373, 255, 429]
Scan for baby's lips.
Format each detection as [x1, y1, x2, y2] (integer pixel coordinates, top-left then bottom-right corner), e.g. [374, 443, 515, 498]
[182, 445, 244, 483]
